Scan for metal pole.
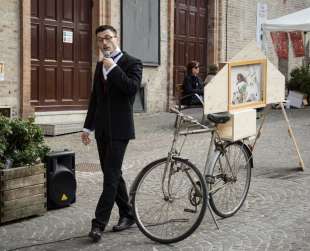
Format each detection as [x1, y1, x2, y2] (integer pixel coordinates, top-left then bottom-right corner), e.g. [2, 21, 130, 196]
[225, 0, 228, 61]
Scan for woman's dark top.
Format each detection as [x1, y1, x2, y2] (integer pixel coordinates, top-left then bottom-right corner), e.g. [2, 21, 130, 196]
[182, 75, 204, 105]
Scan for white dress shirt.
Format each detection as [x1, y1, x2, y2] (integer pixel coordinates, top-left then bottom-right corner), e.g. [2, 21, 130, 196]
[102, 47, 123, 80]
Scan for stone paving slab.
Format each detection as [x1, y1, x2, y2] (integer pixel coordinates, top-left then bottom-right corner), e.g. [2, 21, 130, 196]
[1, 108, 310, 251]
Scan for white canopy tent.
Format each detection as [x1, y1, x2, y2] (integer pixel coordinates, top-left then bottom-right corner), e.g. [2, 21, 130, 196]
[259, 8, 307, 171]
[262, 7, 310, 32]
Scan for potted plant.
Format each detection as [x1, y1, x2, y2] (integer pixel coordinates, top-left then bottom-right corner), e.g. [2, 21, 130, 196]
[287, 64, 310, 104]
[0, 115, 50, 223]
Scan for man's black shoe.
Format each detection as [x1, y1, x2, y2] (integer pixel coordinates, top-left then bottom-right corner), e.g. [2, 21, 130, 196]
[88, 226, 104, 242]
[112, 217, 135, 232]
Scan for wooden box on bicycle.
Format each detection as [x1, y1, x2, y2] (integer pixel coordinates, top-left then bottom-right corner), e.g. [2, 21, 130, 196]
[216, 109, 256, 141]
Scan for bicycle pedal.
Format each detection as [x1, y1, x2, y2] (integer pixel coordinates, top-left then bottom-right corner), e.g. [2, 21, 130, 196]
[205, 175, 215, 184]
[184, 208, 197, 213]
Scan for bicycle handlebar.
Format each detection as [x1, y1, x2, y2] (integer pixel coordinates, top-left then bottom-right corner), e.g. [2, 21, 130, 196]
[170, 107, 209, 130]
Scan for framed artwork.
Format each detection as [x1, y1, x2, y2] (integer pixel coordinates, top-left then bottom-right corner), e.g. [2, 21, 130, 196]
[228, 59, 267, 110]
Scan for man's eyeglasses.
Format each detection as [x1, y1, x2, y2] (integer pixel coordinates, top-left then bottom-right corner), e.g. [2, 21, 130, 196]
[97, 36, 116, 43]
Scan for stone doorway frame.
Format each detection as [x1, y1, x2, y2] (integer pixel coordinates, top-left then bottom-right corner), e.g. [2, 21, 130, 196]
[166, 0, 221, 109]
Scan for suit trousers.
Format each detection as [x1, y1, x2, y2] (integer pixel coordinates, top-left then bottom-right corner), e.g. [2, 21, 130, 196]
[92, 139, 134, 229]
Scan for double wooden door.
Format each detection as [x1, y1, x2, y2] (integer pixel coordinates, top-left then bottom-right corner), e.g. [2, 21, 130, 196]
[31, 0, 92, 111]
[174, 0, 208, 93]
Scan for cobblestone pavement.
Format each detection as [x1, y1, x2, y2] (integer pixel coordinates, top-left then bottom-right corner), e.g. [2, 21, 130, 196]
[1, 108, 310, 251]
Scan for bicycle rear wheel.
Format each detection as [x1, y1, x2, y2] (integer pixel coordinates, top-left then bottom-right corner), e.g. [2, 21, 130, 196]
[131, 157, 207, 244]
[208, 141, 252, 218]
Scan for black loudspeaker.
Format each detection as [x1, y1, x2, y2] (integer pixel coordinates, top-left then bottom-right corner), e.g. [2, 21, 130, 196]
[45, 150, 77, 209]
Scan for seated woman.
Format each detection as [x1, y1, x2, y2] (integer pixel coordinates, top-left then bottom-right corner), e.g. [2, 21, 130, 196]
[182, 60, 204, 106]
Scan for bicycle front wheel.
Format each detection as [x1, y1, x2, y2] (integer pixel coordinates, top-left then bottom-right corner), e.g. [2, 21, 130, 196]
[208, 141, 252, 218]
[131, 157, 207, 244]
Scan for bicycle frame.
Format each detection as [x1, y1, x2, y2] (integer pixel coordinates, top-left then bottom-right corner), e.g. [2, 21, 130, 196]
[161, 113, 213, 200]
[166, 109, 253, 199]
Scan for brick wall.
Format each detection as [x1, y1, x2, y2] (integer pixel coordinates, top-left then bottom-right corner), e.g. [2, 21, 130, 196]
[0, 0, 20, 117]
[220, 0, 310, 78]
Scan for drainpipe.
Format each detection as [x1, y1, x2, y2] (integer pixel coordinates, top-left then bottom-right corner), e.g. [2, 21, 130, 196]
[225, 0, 228, 61]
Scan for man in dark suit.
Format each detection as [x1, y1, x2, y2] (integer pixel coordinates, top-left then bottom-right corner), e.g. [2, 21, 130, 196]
[81, 25, 143, 242]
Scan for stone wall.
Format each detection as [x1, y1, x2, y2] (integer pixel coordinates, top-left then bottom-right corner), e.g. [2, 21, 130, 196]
[220, 0, 310, 78]
[0, 0, 20, 117]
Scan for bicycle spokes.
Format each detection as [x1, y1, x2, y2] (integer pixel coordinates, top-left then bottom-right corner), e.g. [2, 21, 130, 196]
[209, 142, 252, 218]
[132, 158, 207, 243]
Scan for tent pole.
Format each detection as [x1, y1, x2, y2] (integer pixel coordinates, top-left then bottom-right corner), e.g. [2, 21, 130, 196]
[279, 102, 305, 170]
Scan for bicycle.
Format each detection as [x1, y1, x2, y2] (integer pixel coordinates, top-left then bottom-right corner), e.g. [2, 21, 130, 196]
[130, 108, 253, 243]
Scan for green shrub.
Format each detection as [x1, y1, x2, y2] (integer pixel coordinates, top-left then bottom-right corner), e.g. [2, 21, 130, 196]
[0, 116, 50, 169]
[288, 64, 310, 96]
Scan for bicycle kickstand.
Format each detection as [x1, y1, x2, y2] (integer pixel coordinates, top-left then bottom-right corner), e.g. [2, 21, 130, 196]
[207, 197, 220, 230]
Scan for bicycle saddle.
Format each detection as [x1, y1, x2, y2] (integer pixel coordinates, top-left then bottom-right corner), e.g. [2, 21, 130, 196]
[207, 112, 230, 124]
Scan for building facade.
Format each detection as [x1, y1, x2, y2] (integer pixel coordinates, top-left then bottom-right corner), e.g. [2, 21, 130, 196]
[0, 0, 309, 128]
[221, 0, 310, 78]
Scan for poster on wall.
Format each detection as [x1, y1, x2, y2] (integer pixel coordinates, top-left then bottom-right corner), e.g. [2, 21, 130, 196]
[289, 31, 305, 57]
[63, 30, 73, 44]
[0, 62, 4, 81]
[256, 3, 268, 49]
[271, 32, 289, 59]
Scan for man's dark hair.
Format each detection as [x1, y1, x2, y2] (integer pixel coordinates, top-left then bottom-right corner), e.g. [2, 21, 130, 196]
[95, 25, 117, 36]
[207, 64, 218, 75]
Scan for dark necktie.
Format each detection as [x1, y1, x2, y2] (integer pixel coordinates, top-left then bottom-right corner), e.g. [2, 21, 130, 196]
[111, 52, 122, 61]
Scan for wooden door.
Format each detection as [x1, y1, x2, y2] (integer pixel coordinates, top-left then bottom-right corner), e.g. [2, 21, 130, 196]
[174, 0, 208, 93]
[31, 0, 92, 111]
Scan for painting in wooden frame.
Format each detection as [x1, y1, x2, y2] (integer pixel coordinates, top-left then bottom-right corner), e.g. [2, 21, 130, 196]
[228, 59, 267, 111]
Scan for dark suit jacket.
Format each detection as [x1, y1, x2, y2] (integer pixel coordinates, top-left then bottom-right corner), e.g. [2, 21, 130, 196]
[83, 52, 143, 141]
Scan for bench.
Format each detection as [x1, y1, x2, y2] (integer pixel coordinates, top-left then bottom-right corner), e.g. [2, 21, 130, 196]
[174, 84, 205, 126]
